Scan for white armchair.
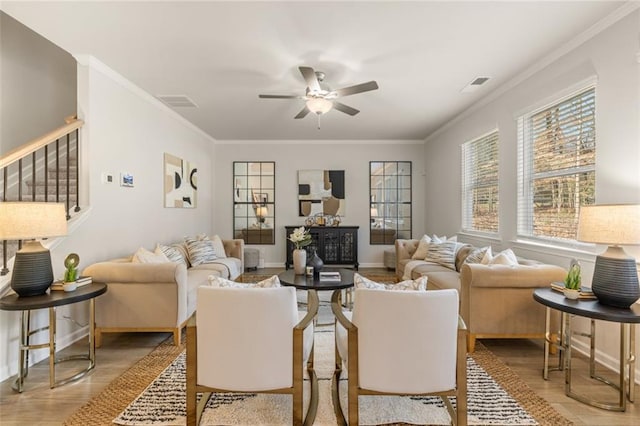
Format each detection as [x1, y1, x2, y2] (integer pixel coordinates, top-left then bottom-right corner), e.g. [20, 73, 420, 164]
[186, 286, 318, 426]
[331, 288, 467, 426]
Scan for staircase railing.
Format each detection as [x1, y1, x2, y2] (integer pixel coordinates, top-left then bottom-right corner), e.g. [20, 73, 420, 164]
[0, 117, 84, 276]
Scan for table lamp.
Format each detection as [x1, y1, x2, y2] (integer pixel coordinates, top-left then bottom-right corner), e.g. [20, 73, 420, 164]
[255, 206, 268, 223]
[577, 204, 640, 308]
[0, 202, 67, 296]
[370, 207, 378, 224]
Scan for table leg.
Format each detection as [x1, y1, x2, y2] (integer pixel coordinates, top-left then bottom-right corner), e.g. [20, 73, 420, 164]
[13, 311, 30, 392]
[49, 306, 56, 388]
[629, 324, 635, 403]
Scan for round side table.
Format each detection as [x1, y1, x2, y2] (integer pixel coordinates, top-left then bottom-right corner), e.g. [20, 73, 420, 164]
[0, 283, 107, 392]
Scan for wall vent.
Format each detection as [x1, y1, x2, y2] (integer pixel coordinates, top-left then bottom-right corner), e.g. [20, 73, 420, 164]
[461, 77, 491, 93]
[156, 95, 198, 108]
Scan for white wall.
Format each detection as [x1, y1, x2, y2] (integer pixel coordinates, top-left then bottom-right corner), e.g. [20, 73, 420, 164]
[0, 57, 215, 382]
[0, 11, 76, 152]
[213, 141, 426, 267]
[423, 10, 640, 380]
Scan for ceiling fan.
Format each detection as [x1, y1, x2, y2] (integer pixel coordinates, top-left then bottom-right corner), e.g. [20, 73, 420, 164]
[259, 66, 379, 128]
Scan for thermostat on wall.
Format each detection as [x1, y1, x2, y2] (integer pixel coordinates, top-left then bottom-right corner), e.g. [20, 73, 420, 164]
[102, 172, 114, 184]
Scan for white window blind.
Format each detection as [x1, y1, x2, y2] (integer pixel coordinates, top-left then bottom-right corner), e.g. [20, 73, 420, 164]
[461, 130, 499, 234]
[517, 86, 596, 241]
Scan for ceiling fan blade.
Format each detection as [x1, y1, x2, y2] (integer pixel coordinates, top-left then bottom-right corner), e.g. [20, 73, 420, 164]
[335, 81, 379, 97]
[294, 106, 311, 119]
[299, 66, 321, 92]
[333, 102, 360, 116]
[259, 94, 303, 99]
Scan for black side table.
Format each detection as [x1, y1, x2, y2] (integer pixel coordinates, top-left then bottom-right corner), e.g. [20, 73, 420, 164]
[533, 287, 640, 411]
[0, 283, 107, 392]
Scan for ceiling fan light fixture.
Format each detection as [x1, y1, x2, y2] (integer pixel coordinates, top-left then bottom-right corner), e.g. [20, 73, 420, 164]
[306, 97, 333, 115]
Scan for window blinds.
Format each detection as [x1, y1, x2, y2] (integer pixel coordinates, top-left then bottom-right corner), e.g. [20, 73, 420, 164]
[461, 130, 499, 233]
[517, 87, 596, 241]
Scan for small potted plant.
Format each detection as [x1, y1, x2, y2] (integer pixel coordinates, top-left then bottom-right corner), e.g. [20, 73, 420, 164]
[563, 260, 581, 299]
[63, 253, 80, 292]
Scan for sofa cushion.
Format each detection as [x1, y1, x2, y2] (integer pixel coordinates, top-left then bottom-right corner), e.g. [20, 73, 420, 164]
[409, 262, 452, 279]
[191, 258, 242, 280]
[484, 248, 518, 266]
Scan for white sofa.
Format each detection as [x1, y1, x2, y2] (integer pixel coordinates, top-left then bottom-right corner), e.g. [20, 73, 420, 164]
[83, 238, 244, 346]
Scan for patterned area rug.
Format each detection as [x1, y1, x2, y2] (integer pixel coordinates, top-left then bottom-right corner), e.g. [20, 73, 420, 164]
[111, 330, 558, 426]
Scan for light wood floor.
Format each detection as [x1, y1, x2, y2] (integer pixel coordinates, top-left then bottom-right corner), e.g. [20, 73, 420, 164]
[1, 268, 639, 425]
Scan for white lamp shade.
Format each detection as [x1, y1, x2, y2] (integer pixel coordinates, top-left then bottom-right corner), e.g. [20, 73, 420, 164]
[306, 98, 333, 115]
[0, 202, 67, 240]
[370, 207, 379, 217]
[577, 204, 640, 245]
[255, 206, 268, 218]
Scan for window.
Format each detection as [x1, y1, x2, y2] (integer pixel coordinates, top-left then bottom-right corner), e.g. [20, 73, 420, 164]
[517, 86, 596, 241]
[461, 130, 499, 234]
[233, 162, 275, 244]
[370, 161, 412, 244]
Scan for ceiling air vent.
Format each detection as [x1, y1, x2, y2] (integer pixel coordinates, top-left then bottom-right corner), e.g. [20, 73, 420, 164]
[156, 95, 198, 108]
[461, 77, 490, 93]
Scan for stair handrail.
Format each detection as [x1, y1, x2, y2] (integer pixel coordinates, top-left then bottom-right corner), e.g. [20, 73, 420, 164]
[0, 117, 84, 169]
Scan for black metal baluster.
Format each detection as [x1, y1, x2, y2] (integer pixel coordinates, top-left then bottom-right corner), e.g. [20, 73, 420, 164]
[55, 139, 60, 203]
[44, 145, 49, 202]
[1, 167, 7, 276]
[65, 134, 70, 219]
[31, 152, 36, 201]
[74, 128, 80, 212]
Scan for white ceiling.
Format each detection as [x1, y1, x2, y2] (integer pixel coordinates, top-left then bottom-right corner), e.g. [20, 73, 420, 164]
[1, 1, 626, 141]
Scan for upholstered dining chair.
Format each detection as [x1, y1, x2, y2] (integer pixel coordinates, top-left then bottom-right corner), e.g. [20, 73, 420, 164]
[186, 286, 319, 426]
[331, 288, 467, 426]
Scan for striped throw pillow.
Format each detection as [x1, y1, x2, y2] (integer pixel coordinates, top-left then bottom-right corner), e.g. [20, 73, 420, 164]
[464, 246, 491, 265]
[185, 236, 217, 266]
[425, 241, 458, 270]
[158, 244, 188, 267]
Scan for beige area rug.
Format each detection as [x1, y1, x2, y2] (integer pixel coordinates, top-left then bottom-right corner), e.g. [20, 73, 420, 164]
[64, 332, 571, 426]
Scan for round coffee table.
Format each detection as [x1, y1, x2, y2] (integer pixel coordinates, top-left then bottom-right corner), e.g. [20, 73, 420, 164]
[278, 269, 354, 326]
[278, 268, 354, 291]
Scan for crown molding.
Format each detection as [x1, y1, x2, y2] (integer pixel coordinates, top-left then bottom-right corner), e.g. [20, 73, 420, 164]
[73, 55, 216, 144]
[425, 1, 640, 143]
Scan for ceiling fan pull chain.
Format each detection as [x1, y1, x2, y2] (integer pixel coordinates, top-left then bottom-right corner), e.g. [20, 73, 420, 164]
[317, 113, 321, 130]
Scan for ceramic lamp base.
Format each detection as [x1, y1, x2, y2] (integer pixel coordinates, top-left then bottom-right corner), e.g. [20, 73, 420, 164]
[11, 241, 54, 297]
[591, 253, 640, 309]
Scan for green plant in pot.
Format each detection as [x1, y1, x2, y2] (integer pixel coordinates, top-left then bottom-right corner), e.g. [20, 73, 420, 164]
[64, 253, 80, 283]
[563, 260, 581, 299]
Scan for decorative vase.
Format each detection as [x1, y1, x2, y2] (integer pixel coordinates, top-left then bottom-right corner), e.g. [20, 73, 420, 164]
[293, 249, 307, 275]
[307, 249, 324, 274]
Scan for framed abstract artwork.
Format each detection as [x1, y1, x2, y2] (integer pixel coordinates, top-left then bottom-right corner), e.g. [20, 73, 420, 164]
[297, 169, 345, 217]
[164, 153, 197, 208]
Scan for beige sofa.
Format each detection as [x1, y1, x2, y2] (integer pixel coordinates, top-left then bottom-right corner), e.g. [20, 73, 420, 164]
[395, 239, 566, 351]
[84, 238, 244, 346]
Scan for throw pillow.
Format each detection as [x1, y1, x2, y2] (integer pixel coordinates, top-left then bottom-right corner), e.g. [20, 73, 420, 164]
[210, 234, 227, 259]
[411, 235, 432, 260]
[132, 247, 170, 264]
[354, 273, 427, 291]
[208, 275, 281, 288]
[464, 246, 491, 264]
[185, 236, 217, 266]
[157, 243, 188, 267]
[484, 248, 518, 266]
[424, 240, 458, 270]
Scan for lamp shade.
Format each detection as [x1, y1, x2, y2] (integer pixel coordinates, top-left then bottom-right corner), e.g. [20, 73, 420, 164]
[255, 206, 268, 218]
[0, 202, 67, 240]
[577, 204, 640, 245]
[306, 98, 333, 115]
